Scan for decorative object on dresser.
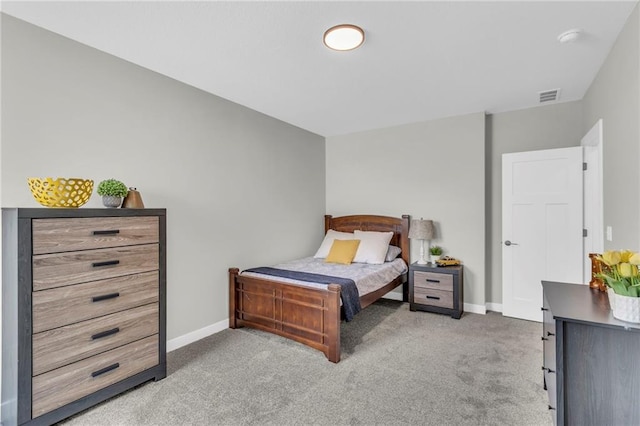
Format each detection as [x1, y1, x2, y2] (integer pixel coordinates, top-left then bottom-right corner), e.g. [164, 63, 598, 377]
[2, 208, 167, 426]
[542, 281, 640, 425]
[594, 250, 640, 323]
[96, 179, 129, 208]
[27, 177, 94, 208]
[429, 245, 443, 265]
[121, 187, 145, 209]
[229, 214, 410, 363]
[588, 253, 606, 291]
[409, 263, 463, 319]
[408, 218, 435, 265]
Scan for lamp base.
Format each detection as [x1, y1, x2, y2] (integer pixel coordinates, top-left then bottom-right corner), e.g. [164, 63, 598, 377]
[416, 259, 428, 265]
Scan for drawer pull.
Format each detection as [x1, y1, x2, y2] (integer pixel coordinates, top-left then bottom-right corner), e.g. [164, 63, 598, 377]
[92, 229, 120, 235]
[542, 367, 556, 374]
[541, 337, 548, 341]
[92, 260, 120, 268]
[91, 327, 120, 340]
[91, 363, 120, 378]
[426, 279, 440, 283]
[426, 295, 440, 300]
[92, 292, 120, 303]
[541, 307, 548, 311]
[547, 331, 555, 337]
[548, 405, 556, 411]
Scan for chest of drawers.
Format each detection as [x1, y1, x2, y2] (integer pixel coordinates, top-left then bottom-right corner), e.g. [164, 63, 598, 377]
[2, 208, 166, 426]
[408, 264, 463, 319]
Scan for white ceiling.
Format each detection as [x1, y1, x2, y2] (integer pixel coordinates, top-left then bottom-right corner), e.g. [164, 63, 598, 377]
[2, 1, 638, 137]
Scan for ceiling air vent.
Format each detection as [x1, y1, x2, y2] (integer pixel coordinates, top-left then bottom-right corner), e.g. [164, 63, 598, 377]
[539, 88, 560, 103]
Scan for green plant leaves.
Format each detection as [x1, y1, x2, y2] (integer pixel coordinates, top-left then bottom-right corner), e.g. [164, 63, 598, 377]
[96, 179, 128, 198]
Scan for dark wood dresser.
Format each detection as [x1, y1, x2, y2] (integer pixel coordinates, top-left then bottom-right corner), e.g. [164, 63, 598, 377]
[2, 208, 166, 426]
[542, 281, 640, 426]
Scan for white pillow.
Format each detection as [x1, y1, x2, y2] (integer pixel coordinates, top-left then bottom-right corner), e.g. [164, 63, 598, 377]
[314, 229, 354, 258]
[353, 230, 394, 264]
[385, 245, 402, 262]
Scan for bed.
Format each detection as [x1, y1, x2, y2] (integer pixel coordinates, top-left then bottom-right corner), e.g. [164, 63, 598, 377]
[228, 214, 410, 363]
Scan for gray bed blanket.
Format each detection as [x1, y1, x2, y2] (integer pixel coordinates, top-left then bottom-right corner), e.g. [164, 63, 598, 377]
[243, 267, 362, 321]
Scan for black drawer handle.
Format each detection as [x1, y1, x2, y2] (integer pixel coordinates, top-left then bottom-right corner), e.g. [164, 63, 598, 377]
[541, 337, 548, 341]
[547, 331, 555, 337]
[93, 229, 120, 235]
[548, 405, 556, 411]
[426, 279, 441, 283]
[542, 367, 556, 374]
[92, 260, 120, 268]
[91, 363, 120, 378]
[426, 295, 440, 300]
[541, 307, 548, 311]
[91, 327, 120, 340]
[92, 292, 120, 303]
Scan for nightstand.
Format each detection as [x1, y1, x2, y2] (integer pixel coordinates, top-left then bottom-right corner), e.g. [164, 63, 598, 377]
[409, 263, 463, 319]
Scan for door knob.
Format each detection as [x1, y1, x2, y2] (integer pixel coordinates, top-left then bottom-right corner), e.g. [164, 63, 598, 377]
[504, 240, 519, 246]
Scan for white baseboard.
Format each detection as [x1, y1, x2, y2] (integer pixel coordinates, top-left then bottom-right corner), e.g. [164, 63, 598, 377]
[485, 302, 503, 313]
[464, 303, 486, 315]
[166, 318, 228, 352]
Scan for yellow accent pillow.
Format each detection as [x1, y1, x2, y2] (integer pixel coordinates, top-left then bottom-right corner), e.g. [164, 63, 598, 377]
[325, 239, 361, 265]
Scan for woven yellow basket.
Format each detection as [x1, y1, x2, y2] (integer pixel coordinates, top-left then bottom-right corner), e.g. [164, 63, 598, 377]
[27, 177, 94, 208]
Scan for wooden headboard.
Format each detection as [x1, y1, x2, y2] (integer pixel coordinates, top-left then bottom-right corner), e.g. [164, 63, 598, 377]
[324, 214, 410, 265]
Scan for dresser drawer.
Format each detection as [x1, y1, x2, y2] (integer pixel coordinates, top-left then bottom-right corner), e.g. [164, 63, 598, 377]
[32, 335, 159, 418]
[33, 244, 159, 291]
[413, 271, 454, 291]
[414, 288, 454, 309]
[33, 271, 159, 333]
[33, 216, 159, 255]
[33, 303, 159, 376]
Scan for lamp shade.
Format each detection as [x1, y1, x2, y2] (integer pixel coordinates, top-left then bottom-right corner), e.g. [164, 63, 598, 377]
[409, 219, 435, 240]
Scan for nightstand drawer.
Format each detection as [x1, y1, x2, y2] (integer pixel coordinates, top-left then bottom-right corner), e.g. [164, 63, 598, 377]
[414, 288, 454, 309]
[33, 244, 159, 291]
[33, 303, 159, 376]
[32, 335, 159, 418]
[33, 216, 159, 255]
[33, 271, 159, 333]
[413, 271, 453, 291]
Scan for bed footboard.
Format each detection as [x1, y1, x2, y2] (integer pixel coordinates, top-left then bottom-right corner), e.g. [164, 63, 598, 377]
[228, 268, 342, 363]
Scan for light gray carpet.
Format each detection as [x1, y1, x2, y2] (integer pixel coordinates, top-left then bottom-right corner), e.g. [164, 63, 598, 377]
[62, 300, 552, 425]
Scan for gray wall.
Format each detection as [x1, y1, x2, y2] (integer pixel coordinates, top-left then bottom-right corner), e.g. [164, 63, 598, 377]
[582, 4, 639, 251]
[0, 14, 326, 340]
[326, 113, 486, 308]
[485, 101, 584, 306]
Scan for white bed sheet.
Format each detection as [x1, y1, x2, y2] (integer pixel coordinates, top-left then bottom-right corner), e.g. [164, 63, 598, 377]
[241, 257, 408, 297]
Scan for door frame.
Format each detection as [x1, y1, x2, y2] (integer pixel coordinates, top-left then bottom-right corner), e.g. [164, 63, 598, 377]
[581, 119, 604, 282]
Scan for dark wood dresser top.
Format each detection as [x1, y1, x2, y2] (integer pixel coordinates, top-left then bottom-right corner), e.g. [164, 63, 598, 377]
[542, 281, 640, 331]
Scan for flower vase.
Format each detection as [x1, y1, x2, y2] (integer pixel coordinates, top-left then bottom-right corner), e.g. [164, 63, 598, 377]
[608, 290, 640, 323]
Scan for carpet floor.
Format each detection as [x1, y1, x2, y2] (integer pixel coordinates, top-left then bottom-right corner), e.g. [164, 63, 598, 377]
[62, 300, 552, 425]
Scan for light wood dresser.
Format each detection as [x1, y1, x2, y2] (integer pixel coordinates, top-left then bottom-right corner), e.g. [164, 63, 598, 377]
[408, 263, 463, 319]
[2, 208, 166, 426]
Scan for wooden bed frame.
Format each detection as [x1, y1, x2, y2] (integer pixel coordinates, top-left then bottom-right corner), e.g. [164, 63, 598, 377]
[228, 214, 410, 363]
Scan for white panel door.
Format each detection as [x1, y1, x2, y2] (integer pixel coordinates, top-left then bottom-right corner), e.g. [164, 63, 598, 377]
[502, 147, 583, 322]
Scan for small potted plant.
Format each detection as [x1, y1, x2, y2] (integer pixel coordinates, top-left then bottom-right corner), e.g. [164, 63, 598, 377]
[429, 245, 443, 264]
[597, 250, 640, 322]
[97, 179, 128, 208]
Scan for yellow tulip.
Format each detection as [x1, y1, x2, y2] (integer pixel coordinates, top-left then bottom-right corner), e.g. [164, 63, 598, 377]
[621, 250, 634, 263]
[619, 262, 633, 278]
[602, 250, 621, 266]
[629, 252, 640, 265]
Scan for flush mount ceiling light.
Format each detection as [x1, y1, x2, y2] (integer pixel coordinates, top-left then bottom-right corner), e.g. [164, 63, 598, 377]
[323, 24, 365, 51]
[557, 28, 583, 44]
